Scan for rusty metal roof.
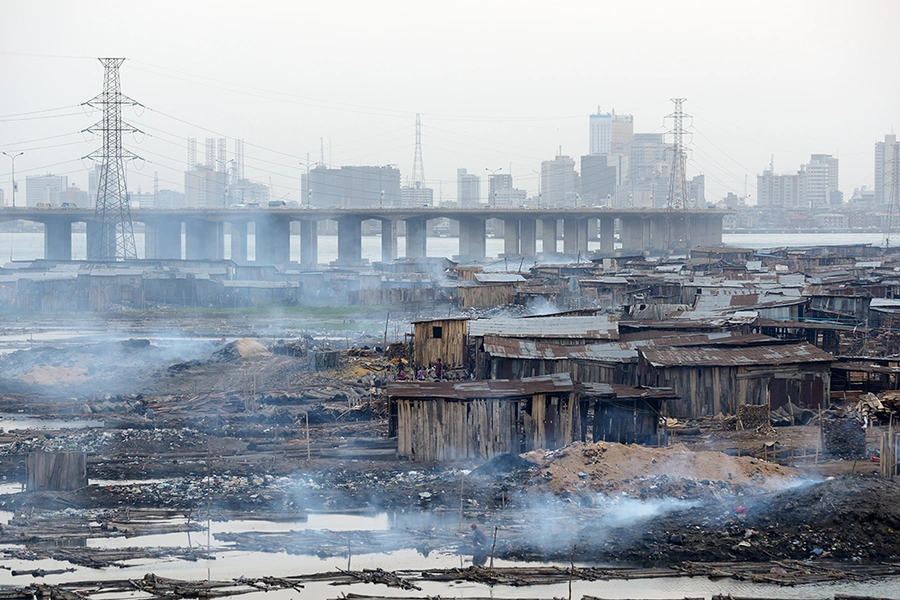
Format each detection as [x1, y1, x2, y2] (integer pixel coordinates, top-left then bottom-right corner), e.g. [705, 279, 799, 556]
[387, 372, 574, 400]
[468, 315, 619, 340]
[473, 273, 526, 283]
[582, 382, 679, 400]
[640, 342, 834, 368]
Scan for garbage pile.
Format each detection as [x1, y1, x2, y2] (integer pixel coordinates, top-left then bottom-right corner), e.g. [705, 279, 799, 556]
[822, 412, 866, 459]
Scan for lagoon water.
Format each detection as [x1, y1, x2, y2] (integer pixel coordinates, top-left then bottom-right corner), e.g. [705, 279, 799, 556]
[0, 231, 888, 265]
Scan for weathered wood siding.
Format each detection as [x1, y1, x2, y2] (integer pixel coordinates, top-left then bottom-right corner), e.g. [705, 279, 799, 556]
[396, 394, 579, 461]
[642, 364, 831, 418]
[414, 319, 468, 369]
[27, 451, 87, 492]
[457, 284, 516, 309]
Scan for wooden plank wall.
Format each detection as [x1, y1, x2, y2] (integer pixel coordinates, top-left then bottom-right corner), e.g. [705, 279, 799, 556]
[26, 452, 87, 492]
[414, 320, 468, 369]
[397, 393, 579, 462]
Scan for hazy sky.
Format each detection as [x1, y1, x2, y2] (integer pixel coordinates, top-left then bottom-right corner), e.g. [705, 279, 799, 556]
[1, 0, 898, 205]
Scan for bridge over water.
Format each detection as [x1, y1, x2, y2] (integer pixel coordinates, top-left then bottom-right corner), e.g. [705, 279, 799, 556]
[0, 206, 730, 266]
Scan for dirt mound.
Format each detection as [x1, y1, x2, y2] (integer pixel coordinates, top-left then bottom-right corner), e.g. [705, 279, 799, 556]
[19, 366, 89, 385]
[212, 339, 270, 361]
[527, 441, 800, 497]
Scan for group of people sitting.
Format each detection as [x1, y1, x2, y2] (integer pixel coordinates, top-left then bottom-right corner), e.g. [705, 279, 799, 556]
[388, 358, 474, 382]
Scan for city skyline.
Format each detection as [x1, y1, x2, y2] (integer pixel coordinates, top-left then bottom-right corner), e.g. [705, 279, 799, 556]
[1, 0, 898, 207]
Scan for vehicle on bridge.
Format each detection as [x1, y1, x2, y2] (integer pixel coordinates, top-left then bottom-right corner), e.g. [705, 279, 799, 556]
[36, 202, 54, 209]
[61, 202, 77, 209]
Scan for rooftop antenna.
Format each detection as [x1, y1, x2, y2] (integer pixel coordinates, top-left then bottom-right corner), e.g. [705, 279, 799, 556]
[85, 58, 139, 261]
[320, 137, 325, 167]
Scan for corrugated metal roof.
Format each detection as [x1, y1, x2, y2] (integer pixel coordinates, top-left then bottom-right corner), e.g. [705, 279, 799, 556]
[468, 315, 619, 340]
[640, 342, 834, 368]
[387, 372, 574, 400]
[582, 382, 679, 400]
[473, 273, 526, 283]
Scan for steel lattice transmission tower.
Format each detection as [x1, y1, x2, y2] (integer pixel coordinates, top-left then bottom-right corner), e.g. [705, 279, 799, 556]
[86, 58, 140, 261]
[411, 113, 425, 189]
[665, 98, 691, 254]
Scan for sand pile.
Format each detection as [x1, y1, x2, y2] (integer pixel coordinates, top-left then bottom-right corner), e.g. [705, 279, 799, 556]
[212, 339, 270, 361]
[526, 441, 800, 497]
[19, 366, 89, 385]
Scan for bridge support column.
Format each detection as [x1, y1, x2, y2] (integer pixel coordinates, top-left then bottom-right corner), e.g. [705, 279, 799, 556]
[86, 221, 116, 261]
[336, 217, 363, 265]
[381, 219, 398, 263]
[520, 219, 537, 257]
[649, 216, 668, 254]
[542, 218, 557, 255]
[503, 218, 520, 256]
[229, 221, 248, 264]
[563, 218, 588, 255]
[145, 217, 182, 260]
[458, 217, 486, 262]
[44, 218, 72, 261]
[185, 219, 221, 260]
[620, 217, 646, 254]
[599, 217, 615, 254]
[255, 217, 291, 265]
[405, 217, 427, 259]
[299, 220, 318, 269]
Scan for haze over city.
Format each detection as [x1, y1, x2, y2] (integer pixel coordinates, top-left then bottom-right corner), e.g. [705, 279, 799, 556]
[1, 0, 898, 207]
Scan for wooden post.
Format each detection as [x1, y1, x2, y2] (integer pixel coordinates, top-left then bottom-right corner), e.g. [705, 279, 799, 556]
[26, 452, 87, 492]
[306, 412, 311, 463]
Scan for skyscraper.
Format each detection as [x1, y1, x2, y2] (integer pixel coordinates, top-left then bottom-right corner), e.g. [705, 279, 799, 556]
[541, 155, 578, 207]
[25, 174, 68, 206]
[302, 165, 401, 208]
[457, 168, 480, 206]
[876, 134, 899, 207]
[804, 154, 839, 209]
[589, 110, 633, 155]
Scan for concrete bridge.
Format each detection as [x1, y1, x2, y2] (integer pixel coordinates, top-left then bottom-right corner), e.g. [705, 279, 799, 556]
[0, 206, 731, 267]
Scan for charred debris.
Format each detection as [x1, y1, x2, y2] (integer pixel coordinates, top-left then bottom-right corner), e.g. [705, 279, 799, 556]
[3, 243, 900, 585]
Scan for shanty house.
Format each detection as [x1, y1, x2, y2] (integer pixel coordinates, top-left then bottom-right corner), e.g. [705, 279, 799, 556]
[387, 373, 578, 461]
[580, 383, 678, 444]
[412, 316, 470, 370]
[638, 342, 835, 418]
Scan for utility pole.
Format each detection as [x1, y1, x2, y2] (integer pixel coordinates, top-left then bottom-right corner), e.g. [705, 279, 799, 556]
[665, 98, 691, 255]
[84, 58, 140, 260]
[2, 151, 23, 207]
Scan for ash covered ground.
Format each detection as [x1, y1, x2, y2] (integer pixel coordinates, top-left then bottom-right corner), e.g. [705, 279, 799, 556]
[1, 311, 899, 572]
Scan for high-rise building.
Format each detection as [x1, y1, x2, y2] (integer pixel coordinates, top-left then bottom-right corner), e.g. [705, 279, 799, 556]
[487, 172, 512, 205]
[589, 110, 634, 155]
[25, 173, 68, 206]
[804, 154, 839, 209]
[185, 165, 228, 207]
[457, 168, 480, 206]
[876, 134, 900, 207]
[689, 175, 706, 208]
[627, 133, 668, 208]
[0, 189, 5, 207]
[302, 165, 401, 208]
[541, 155, 578, 207]
[580, 154, 618, 206]
[757, 169, 802, 209]
[401, 186, 434, 207]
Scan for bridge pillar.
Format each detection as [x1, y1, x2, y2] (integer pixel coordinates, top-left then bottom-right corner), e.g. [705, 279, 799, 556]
[588, 218, 599, 240]
[145, 217, 182, 260]
[620, 217, 647, 254]
[299, 220, 318, 269]
[542, 218, 557, 255]
[503, 218, 520, 256]
[563, 218, 588, 255]
[185, 219, 222, 260]
[229, 220, 248, 264]
[255, 216, 291, 265]
[44, 218, 72, 261]
[458, 217, 486, 261]
[599, 217, 615, 254]
[85, 221, 115, 261]
[520, 218, 537, 257]
[381, 219, 398, 263]
[649, 216, 668, 254]
[405, 217, 427, 259]
[336, 216, 364, 265]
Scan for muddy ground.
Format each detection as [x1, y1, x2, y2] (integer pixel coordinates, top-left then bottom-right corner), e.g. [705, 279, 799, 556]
[1, 311, 899, 573]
